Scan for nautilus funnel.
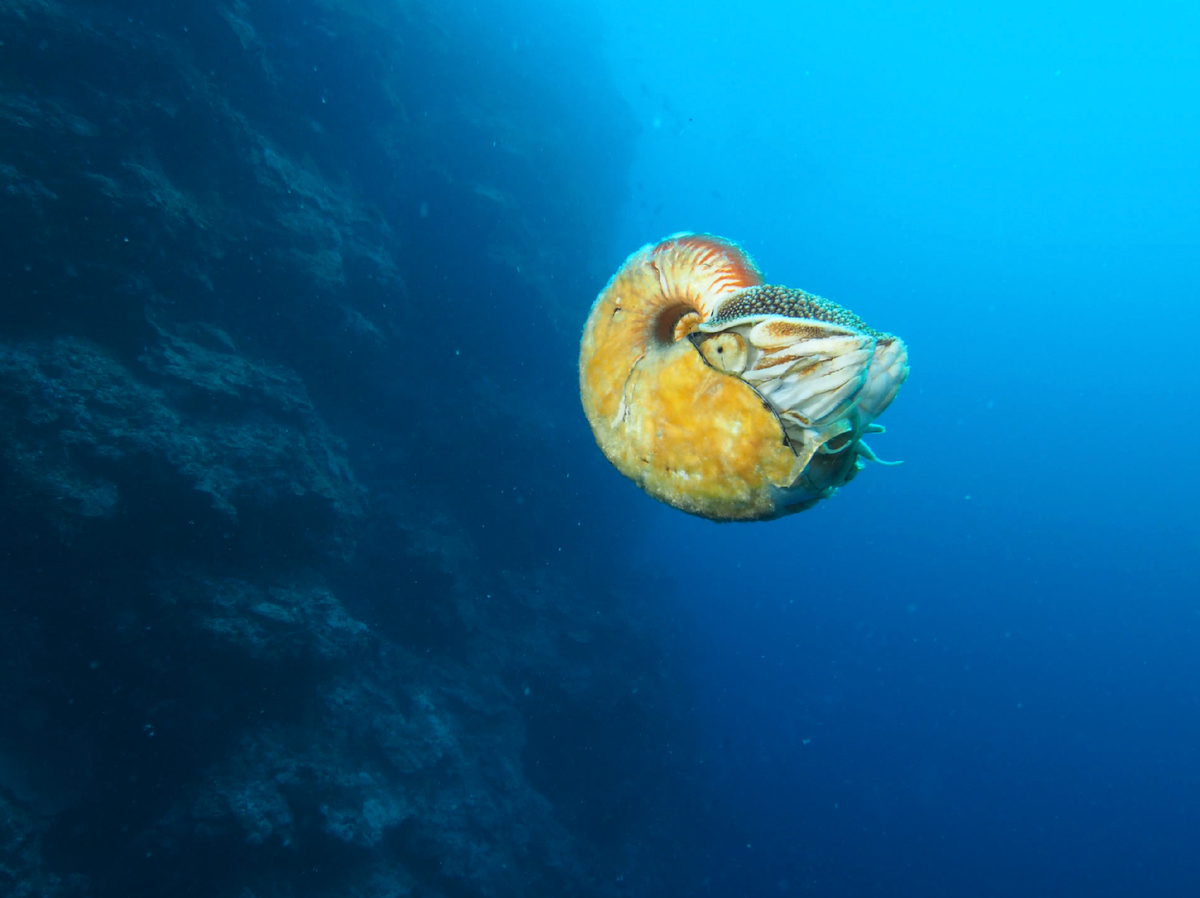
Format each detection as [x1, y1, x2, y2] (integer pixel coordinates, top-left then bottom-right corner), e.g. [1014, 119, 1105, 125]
[579, 233, 909, 521]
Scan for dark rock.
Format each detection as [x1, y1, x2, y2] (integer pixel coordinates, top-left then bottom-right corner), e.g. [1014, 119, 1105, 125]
[1, 790, 90, 897]
[0, 1, 690, 896]
[0, 333, 362, 551]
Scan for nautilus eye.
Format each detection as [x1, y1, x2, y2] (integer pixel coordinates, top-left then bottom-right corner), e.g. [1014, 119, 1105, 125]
[578, 233, 909, 522]
[696, 332, 748, 375]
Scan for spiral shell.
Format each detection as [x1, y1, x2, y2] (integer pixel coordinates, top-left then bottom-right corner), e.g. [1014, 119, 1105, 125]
[579, 234, 908, 521]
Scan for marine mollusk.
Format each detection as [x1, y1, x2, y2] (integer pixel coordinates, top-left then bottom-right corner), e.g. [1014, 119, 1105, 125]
[579, 233, 908, 521]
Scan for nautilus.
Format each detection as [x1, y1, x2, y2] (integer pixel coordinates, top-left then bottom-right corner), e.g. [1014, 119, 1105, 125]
[579, 233, 909, 522]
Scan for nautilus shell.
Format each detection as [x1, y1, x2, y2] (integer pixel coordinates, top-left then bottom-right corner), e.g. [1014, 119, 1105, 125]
[579, 234, 909, 521]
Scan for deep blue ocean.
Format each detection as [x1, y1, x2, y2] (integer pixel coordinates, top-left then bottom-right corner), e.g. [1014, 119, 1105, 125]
[588, 1, 1200, 894]
[2, 1, 1197, 896]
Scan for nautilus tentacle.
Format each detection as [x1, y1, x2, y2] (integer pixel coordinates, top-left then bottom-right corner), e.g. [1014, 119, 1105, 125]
[579, 234, 909, 522]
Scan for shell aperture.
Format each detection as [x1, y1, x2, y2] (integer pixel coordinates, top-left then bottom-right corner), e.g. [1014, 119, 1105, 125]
[578, 234, 908, 521]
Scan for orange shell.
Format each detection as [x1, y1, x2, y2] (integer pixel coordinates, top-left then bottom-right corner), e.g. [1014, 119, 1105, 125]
[579, 234, 860, 521]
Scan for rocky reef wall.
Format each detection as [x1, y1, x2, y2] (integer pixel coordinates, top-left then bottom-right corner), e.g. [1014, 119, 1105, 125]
[1, 2, 694, 896]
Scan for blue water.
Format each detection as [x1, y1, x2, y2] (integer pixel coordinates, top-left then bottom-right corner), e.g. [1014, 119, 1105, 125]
[582, 1, 1200, 894]
[5, 1, 1198, 895]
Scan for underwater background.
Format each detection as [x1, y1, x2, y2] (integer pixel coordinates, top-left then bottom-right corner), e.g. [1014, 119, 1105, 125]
[1, 0, 1197, 896]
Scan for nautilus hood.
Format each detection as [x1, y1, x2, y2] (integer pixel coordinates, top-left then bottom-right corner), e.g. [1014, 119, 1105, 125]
[579, 233, 908, 522]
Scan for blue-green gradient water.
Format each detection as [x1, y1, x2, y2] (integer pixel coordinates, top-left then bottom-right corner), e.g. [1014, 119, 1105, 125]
[4, 2, 1198, 895]
[583, 1, 1200, 894]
